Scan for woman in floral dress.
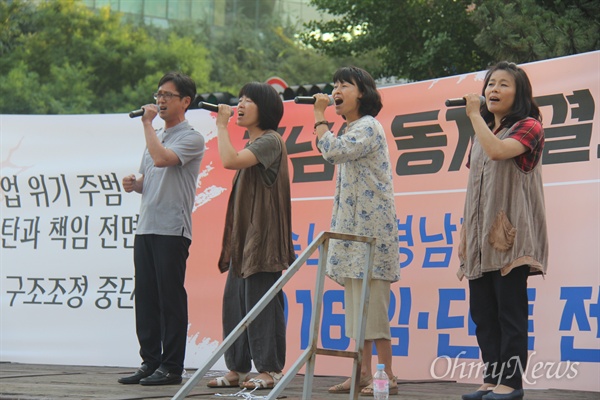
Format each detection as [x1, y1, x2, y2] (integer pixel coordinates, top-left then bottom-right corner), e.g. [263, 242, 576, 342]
[312, 66, 400, 396]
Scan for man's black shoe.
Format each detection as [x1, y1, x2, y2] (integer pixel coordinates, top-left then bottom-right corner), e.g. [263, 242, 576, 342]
[118, 364, 156, 384]
[139, 367, 182, 386]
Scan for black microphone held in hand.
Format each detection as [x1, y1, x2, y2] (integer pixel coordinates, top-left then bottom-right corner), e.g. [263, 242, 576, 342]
[294, 96, 335, 106]
[129, 108, 145, 118]
[445, 96, 486, 107]
[128, 104, 157, 118]
[198, 101, 234, 117]
[198, 101, 219, 112]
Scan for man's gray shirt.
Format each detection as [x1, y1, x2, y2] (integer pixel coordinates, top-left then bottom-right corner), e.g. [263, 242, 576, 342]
[136, 120, 205, 240]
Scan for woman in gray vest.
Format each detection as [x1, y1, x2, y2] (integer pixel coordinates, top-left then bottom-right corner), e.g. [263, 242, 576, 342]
[207, 82, 296, 390]
[458, 62, 549, 400]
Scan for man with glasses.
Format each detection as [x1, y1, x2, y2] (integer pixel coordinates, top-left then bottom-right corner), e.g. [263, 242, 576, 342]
[118, 72, 205, 386]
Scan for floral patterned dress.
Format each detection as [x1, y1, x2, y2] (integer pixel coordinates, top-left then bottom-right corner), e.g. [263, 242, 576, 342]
[317, 115, 400, 286]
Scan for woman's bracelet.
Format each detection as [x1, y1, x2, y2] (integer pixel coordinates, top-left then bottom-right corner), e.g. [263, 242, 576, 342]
[314, 120, 329, 129]
[313, 120, 329, 135]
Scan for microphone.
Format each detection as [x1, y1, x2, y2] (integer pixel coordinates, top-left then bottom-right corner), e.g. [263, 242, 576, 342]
[294, 96, 335, 106]
[198, 101, 234, 117]
[445, 96, 485, 107]
[128, 105, 158, 118]
[129, 108, 145, 118]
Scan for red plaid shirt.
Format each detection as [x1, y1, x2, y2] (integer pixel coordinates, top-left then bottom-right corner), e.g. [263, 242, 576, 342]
[506, 117, 544, 172]
[467, 117, 544, 172]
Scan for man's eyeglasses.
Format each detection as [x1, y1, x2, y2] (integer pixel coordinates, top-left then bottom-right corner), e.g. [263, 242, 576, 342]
[153, 92, 184, 101]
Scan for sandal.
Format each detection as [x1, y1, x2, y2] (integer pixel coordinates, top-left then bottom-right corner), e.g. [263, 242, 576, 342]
[389, 376, 399, 395]
[360, 376, 398, 396]
[241, 371, 283, 390]
[207, 371, 249, 388]
[329, 376, 372, 394]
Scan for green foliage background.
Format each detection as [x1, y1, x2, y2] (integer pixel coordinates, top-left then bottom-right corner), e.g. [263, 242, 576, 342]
[1, 0, 598, 114]
[303, 0, 599, 81]
[0, 0, 348, 114]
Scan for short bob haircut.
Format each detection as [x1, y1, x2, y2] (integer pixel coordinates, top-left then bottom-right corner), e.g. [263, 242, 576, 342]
[158, 72, 197, 111]
[238, 82, 284, 131]
[332, 66, 382, 118]
[480, 61, 541, 129]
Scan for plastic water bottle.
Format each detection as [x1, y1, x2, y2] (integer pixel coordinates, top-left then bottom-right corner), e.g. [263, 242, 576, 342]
[373, 363, 389, 400]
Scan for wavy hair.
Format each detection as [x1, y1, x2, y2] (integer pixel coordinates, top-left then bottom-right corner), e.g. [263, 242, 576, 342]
[481, 61, 541, 129]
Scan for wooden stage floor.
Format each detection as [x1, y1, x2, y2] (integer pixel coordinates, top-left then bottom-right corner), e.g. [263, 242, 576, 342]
[0, 363, 598, 400]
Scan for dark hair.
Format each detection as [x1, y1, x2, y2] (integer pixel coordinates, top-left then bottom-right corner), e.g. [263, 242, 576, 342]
[481, 61, 541, 129]
[158, 72, 197, 111]
[332, 66, 382, 117]
[238, 82, 284, 131]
